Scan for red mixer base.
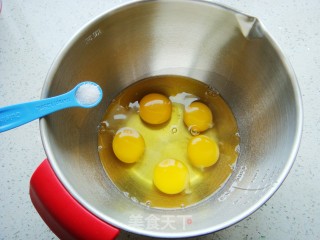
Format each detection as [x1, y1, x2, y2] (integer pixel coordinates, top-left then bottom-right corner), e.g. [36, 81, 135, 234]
[29, 159, 120, 240]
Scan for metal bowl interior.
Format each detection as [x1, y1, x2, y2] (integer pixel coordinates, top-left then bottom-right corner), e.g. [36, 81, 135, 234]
[40, 0, 302, 238]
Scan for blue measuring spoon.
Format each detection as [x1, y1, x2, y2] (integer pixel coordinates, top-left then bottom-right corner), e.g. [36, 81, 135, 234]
[0, 81, 103, 133]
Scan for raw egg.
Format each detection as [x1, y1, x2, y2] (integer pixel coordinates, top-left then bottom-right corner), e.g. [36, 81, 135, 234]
[187, 135, 219, 168]
[99, 76, 240, 209]
[153, 159, 189, 194]
[112, 127, 145, 163]
[184, 101, 213, 133]
[139, 93, 172, 124]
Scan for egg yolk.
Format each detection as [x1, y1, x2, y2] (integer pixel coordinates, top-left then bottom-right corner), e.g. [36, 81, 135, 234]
[183, 101, 213, 133]
[139, 93, 172, 124]
[112, 127, 145, 163]
[187, 135, 219, 168]
[153, 159, 189, 194]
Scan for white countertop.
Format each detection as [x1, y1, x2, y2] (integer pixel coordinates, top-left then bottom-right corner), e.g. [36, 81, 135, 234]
[0, 0, 319, 239]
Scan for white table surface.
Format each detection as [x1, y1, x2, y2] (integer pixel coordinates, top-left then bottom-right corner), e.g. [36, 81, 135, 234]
[0, 0, 319, 239]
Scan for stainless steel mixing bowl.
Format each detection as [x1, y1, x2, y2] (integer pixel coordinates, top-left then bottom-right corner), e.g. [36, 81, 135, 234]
[40, 0, 302, 238]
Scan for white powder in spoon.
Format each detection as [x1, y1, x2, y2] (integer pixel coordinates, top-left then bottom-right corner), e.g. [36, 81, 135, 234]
[76, 83, 101, 105]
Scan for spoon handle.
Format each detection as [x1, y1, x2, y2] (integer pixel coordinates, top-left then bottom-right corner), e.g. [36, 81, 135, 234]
[0, 90, 78, 133]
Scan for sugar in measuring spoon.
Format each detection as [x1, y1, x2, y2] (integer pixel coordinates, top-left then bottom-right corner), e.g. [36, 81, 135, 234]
[0, 81, 103, 133]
